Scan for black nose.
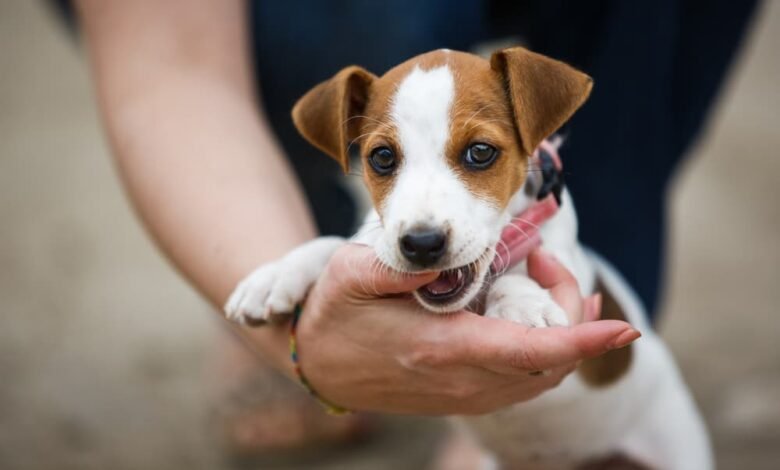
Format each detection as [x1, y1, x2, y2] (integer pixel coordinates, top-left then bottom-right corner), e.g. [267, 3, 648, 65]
[399, 229, 447, 267]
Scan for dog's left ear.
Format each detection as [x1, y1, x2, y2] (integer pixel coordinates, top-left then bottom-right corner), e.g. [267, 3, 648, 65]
[491, 47, 593, 156]
[292, 66, 377, 172]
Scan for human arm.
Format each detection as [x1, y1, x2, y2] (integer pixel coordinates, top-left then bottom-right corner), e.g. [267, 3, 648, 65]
[74, 0, 638, 414]
[75, 0, 313, 303]
[74, 0, 310, 370]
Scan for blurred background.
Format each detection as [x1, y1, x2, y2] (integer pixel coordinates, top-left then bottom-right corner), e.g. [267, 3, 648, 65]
[1, 1, 778, 469]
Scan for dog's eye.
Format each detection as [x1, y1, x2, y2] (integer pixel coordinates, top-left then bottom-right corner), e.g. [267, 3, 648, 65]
[368, 147, 396, 175]
[464, 143, 499, 169]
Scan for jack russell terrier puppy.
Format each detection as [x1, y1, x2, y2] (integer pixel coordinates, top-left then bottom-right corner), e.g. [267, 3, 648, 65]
[224, 47, 712, 469]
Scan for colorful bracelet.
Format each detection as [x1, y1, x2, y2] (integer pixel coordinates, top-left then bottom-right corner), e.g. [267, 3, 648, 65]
[289, 304, 351, 416]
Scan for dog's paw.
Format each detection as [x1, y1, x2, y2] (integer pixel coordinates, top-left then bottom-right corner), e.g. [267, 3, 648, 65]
[485, 275, 569, 328]
[223, 237, 344, 326]
[223, 261, 299, 325]
[486, 291, 569, 328]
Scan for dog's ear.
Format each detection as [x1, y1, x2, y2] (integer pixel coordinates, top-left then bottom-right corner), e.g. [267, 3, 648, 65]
[292, 66, 377, 172]
[491, 47, 593, 156]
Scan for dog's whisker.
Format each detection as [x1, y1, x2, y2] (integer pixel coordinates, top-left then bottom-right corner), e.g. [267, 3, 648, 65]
[346, 130, 396, 154]
[342, 116, 397, 137]
[369, 256, 385, 296]
[345, 114, 396, 131]
[459, 103, 496, 131]
[512, 217, 541, 231]
[464, 117, 511, 134]
[364, 257, 380, 296]
[493, 240, 511, 276]
[504, 224, 533, 247]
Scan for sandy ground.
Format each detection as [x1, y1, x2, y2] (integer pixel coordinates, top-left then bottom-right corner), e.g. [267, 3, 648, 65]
[1, 2, 778, 469]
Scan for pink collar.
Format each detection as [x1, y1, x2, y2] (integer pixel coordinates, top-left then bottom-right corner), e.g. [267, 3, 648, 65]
[490, 140, 563, 274]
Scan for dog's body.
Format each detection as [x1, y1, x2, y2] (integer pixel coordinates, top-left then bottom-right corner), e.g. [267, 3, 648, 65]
[225, 48, 712, 469]
[461, 195, 711, 469]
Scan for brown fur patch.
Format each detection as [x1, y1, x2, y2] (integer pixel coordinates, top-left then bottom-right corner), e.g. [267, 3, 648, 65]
[490, 48, 593, 156]
[357, 62, 406, 212]
[292, 66, 376, 171]
[577, 278, 634, 387]
[446, 52, 527, 206]
[357, 50, 530, 210]
[292, 47, 592, 218]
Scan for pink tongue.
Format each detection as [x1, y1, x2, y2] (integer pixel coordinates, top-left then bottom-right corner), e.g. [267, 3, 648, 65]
[426, 271, 459, 294]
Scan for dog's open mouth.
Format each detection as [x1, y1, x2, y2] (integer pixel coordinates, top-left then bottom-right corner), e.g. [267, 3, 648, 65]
[417, 264, 477, 305]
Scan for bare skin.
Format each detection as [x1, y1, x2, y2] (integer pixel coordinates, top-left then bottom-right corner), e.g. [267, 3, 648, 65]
[75, 0, 638, 418]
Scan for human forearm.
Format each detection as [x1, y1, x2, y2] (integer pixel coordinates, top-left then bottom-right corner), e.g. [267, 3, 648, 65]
[73, 1, 640, 410]
[76, 0, 315, 308]
[95, 75, 315, 305]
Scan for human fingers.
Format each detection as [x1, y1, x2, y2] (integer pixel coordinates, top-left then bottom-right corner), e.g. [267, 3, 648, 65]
[583, 293, 602, 322]
[453, 314, 640, 372]
[326, 243, 439, 297]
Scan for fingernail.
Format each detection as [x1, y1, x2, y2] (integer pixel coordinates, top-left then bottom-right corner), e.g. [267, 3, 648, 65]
[610, 329, 641, 349]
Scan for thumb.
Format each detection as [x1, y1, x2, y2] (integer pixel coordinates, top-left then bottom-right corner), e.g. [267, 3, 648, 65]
[329, 243, 440, 296]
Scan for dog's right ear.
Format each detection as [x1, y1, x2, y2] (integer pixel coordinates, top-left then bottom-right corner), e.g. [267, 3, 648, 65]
[292, 66, 377, 172]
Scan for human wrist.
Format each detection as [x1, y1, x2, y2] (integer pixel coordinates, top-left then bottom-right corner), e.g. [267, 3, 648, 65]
[234, 319, 298, 379]
[289, 304, 351, 415]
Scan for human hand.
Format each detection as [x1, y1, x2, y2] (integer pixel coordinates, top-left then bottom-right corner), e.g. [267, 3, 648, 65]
[294, 244, 639, 415]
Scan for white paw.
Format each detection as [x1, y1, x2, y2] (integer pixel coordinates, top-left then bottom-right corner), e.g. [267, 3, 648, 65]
[223, 261, 303, 325]
[223, 237, 344, 326]
[485, 276, 569, 328]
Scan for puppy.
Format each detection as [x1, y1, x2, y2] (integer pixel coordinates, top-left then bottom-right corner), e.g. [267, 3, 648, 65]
[225, 48, 712, 469]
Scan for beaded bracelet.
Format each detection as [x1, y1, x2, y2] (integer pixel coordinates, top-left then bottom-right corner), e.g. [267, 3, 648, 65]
[289, 304, 351, 416]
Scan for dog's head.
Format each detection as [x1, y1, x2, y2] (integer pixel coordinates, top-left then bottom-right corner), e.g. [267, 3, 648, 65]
[293, 48, 591, 312]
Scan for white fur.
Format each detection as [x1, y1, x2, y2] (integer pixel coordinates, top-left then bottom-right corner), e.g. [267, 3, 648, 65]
[376, 65, 509, 311]
[485, 274, 568, 328]
[224, 59, 712, 469]
[224, 237, 344, 323]
[459, 191, 713, 469]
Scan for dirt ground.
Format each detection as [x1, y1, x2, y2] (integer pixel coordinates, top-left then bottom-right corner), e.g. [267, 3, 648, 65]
[1, 2, 778, 469]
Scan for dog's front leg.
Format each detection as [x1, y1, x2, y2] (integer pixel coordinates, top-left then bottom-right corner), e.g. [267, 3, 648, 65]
[484, 274, 569, 328]
[224, 236, 345, 325]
